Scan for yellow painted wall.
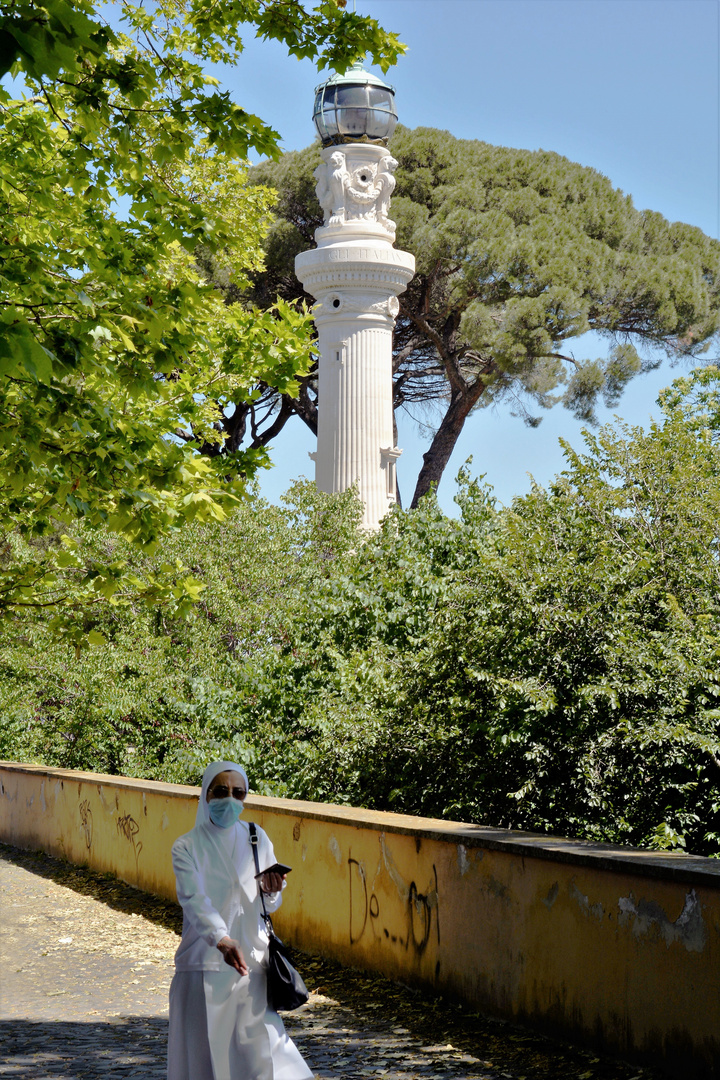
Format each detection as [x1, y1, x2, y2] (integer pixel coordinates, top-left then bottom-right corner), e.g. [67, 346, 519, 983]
[2, 762, 719, 1077]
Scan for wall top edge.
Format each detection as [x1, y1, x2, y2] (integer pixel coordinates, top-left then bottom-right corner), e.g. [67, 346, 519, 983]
[0, 761, 200, 799]
[2, 762, 719, 886]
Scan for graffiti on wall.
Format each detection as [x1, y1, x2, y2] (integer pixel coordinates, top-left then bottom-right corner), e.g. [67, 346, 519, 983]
[116, 812, 143, 875]
[348, 832, 440, 959]
[79, 800, 93, 850]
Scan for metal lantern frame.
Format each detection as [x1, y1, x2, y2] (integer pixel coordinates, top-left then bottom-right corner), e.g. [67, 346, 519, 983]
[313, 62, 397, 146]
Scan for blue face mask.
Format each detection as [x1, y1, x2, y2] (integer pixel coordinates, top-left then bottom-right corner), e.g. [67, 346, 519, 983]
[208, 797, 244, 828]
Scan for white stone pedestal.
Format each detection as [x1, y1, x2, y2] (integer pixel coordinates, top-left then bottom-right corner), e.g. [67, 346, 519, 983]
[295, 144, 415, 531]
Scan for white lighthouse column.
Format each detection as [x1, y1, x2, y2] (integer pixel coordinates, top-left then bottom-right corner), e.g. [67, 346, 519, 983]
[295, 143, 414, 531]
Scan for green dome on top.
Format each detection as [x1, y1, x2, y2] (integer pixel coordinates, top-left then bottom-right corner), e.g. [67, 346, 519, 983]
[314, 60, 395, 93]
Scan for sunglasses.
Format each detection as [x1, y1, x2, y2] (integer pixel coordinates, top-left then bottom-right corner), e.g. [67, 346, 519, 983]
[208, 786, 247, 800]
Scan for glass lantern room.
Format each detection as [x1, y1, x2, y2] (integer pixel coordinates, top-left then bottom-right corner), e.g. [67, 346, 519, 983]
[313, 62, 397, 146]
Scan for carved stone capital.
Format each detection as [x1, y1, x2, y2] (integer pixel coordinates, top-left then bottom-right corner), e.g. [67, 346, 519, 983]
[313, 144, 398, 241]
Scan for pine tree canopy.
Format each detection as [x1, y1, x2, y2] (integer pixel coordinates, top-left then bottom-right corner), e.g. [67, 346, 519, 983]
[220, 126, 720, 506]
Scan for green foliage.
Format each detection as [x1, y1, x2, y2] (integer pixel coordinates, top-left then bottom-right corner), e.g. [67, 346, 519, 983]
[219, 371, 720, 855]
[0, 481, 363, 781]
[0, 0, 403, 624]
[4, 361, 720, 856]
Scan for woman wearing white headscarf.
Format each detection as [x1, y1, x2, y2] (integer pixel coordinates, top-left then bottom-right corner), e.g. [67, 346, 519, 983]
[167, 760, 313, 1080]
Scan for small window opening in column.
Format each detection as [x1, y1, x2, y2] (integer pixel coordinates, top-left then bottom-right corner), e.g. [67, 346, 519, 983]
[329, 340, 347, 364]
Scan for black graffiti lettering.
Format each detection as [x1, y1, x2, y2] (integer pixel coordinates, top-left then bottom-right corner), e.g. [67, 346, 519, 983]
[79, 800, 93, 850]
[117, 812, 140, 843]
[434, 863, 440, 945]
[116, 812, 143, 873]
[408, 881, 433, 953]
[348, 852, 440, 956]
[348, 856, 368, 944]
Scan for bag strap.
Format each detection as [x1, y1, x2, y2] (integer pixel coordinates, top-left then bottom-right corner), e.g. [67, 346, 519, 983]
[248, 822, 270, 926]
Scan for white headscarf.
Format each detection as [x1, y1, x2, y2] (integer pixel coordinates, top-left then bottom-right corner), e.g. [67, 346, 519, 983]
[196, 760, 250, 828]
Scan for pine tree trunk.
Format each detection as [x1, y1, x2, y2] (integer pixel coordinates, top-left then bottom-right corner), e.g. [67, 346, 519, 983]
[410, 382, 485, 508]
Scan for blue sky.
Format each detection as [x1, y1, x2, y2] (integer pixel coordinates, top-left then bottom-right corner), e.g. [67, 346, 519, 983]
[216, 0, 719, 511]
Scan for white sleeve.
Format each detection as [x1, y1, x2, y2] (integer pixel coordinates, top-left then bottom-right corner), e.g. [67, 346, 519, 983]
[255, 826, 284, 915]
[262, 882, 285, 915]
[172, 838, 228, 947]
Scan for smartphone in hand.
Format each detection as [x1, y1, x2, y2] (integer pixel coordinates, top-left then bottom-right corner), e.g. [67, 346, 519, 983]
[254, 862, 292, 878]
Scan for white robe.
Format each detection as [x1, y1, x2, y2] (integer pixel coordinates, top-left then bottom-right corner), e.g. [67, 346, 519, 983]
[168, 816, 312, 1080]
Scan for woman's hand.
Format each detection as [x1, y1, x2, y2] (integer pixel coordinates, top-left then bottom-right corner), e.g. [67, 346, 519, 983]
[217, 936, 248, 975]
[260, 871, 285, 894]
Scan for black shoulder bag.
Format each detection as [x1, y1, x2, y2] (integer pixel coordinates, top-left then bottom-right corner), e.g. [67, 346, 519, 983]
[248, 822, 309, 1012]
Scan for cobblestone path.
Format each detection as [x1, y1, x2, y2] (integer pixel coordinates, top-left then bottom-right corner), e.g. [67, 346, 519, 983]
[0, 844, 662, 1080]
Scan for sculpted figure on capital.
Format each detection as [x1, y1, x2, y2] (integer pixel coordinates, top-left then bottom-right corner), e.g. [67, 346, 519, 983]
[375, 156, 397, 227]
[314, 150, 398, 235]
[314, 152, 350, 227]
